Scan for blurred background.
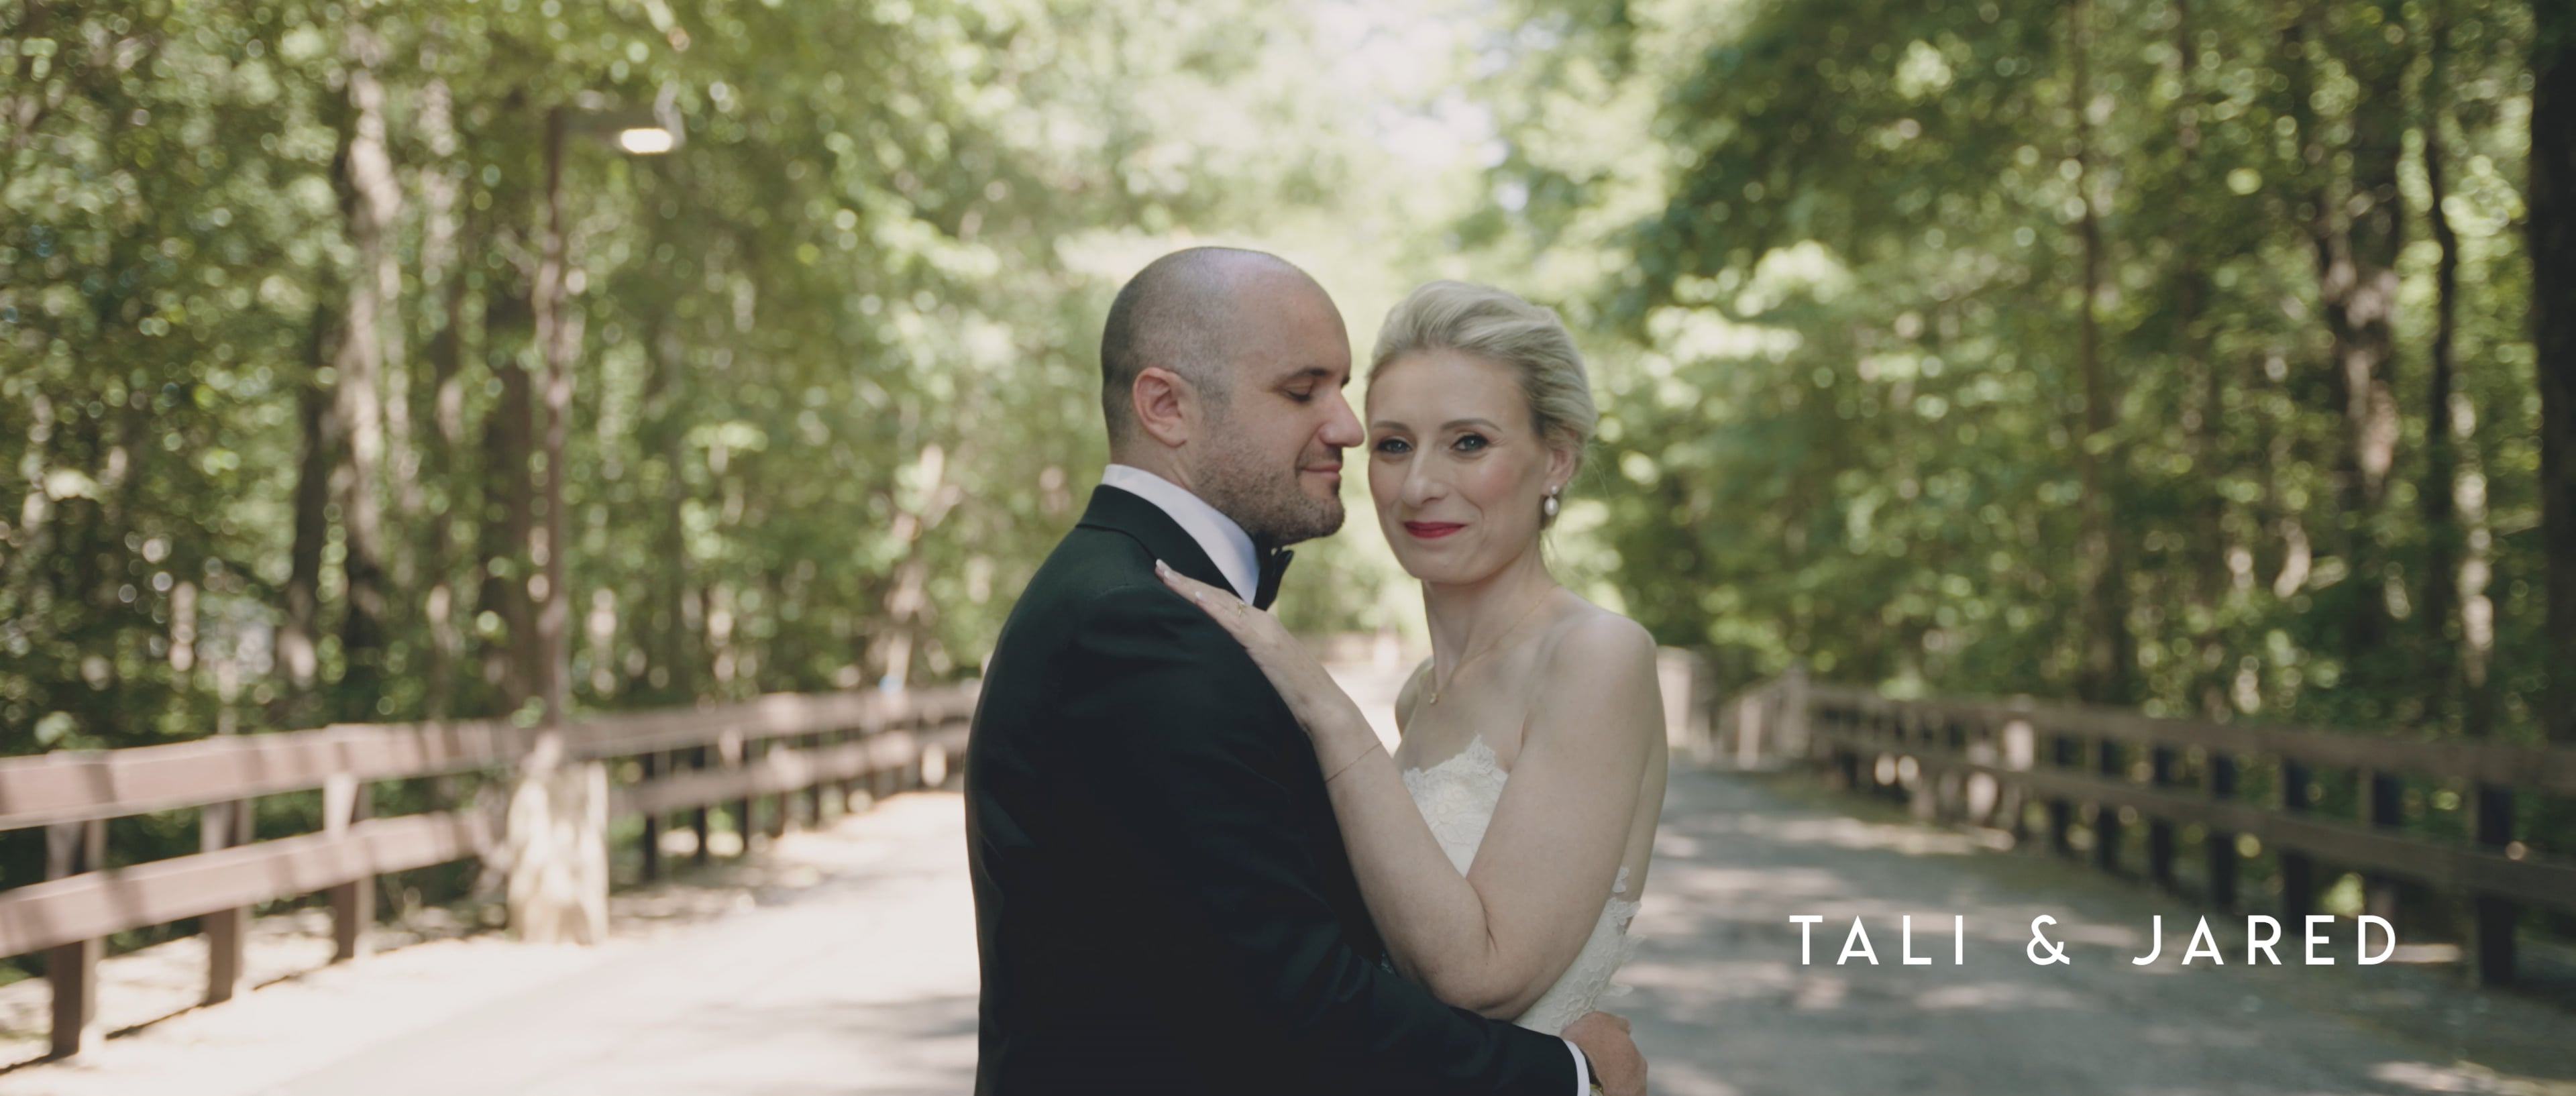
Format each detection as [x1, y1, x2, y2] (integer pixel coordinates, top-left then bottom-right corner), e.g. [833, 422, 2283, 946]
[1, 0, 2569, 1004]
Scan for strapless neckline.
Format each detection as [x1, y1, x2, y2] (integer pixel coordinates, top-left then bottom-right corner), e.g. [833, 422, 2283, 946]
[1397, 734, 1640, 1036]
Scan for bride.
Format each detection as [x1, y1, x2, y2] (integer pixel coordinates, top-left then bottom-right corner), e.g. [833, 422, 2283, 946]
[1157, 280, 1668, 1035]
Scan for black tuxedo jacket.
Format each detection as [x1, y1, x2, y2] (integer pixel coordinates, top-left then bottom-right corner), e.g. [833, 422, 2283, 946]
[965, 485, 1575, 1095]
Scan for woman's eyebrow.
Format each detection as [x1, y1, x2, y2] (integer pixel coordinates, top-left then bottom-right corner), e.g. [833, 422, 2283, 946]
[1369, 417, 1502, 432]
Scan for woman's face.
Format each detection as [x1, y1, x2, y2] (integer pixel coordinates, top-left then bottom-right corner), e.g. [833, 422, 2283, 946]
[1365, 349, 1570, 585]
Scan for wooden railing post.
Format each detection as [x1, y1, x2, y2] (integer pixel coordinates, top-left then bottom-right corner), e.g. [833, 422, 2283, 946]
[640, 751, 664, 882]
[761, 732, 789, 840]
[2206, 751, 2238, 912]
[2471, 781, 2516, 985]
[2361, 767, 2402, 924]
[2279, 759, 2315, 924]
[802, 731, 827, 824]
[2094, 736, 2122, 875]
[730, 729, 755, 857]
[903, 710, 929, 792]
[201, 797, 250, 1005]
[2147, 745, 2177, 891]
[45, 818, 104, 1058]
[1821, 699, 1851, 788]
[837, 727, 862, 812]
[2002, 714, 2034, 842]
[1779, 665, 1811, 762]
[325, 773, 374, 962]
[2047, 729, 2076, 858]
[503, 732, 609, 944]
[691, 745, 712, 866]
[1897, 707, 1929, 818]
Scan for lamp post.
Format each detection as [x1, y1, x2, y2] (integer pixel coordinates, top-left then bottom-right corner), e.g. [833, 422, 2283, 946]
[508, 87, 682, 946]
[533, 85, 682, 725]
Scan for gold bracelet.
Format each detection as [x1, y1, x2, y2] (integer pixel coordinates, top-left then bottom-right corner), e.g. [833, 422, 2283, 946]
[1324, 741, 1383, 783]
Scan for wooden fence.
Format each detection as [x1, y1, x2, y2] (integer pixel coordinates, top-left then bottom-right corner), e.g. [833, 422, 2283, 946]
[0, 682, 976, 1059]
[1714, 672, 2576, 985]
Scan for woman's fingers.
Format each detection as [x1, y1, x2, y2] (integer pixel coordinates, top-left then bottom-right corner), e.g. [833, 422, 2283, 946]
[1154, 558, 1209, 600]
[1155, 559, 1249, 636]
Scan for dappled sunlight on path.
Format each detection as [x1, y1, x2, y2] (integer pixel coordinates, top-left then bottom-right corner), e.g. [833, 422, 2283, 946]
[1620, 770, 2576, 1096]
[3, 793, 977, 1096]
[7, 759, 2569, 1095]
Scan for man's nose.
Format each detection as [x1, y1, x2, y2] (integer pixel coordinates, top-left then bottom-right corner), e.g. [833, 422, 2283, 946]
[1318, 387, 1363, 449]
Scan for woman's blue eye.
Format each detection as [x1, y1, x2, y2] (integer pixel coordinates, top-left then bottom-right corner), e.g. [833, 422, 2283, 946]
[1374, 437, 1412, 455]
[1454, 433, 1489, 452]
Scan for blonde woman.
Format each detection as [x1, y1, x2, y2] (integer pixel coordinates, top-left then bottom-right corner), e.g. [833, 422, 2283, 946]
[1160, 280, 1668, 1042]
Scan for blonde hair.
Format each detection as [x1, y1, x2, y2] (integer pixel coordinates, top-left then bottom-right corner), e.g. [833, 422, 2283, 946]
[1370, 282, 1597, 522]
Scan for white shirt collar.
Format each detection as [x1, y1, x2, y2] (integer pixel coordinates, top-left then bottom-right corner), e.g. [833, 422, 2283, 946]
[1099, 463, 1260, 603]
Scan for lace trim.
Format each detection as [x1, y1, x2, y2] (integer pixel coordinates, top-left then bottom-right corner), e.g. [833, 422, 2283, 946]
[1400, 734, 1508, 781]
[1399, 739, 1642, 1034]
[1399, 738, 1508, 875]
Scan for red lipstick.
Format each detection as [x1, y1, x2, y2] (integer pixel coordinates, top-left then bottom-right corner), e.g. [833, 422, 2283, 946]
[1403, 521, 1464, 539]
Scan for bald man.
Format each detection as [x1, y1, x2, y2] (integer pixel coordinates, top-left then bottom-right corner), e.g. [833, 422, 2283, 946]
[964, 248, 1638, 1095]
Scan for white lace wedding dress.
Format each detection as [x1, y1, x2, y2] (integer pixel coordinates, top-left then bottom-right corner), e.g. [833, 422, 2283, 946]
[1399, 736, 1641, 1036]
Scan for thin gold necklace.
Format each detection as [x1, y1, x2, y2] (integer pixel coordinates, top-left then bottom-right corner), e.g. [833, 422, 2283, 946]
[1428, 590, 1555, 706]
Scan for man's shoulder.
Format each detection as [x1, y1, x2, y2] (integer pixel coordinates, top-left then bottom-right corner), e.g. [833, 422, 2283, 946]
[981, 524, 1287, 747]
[1016, 525, 1167, 618]
[988, 525, 1193, 669]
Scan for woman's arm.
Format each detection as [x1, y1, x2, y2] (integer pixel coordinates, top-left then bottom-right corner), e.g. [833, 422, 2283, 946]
[1156, 563, 1661, 1019]
[1320, 614, 1658, 1017]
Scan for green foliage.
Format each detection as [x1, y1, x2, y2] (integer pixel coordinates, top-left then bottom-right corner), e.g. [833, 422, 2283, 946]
[0, 0, 2564, 950]
[0, 0, 1331, 750]
[1485, 0, 2553, 745]
[0, 0, 1395, 938]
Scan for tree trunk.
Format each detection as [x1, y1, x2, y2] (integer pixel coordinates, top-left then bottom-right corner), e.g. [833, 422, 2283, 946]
[327, 23, 400, 721]
[278, 306, 337, 730]
[647, 316, 696, 703]
[2420, 8, 2464, 722]
[532, 109, 573, 723]
[2533, 7, 2576, 746]
[2289, 0, 2406, 677]
[417, 67, 468, 720]
[2069, 0, 2133, 706]
[478, 286, 539, 714]
[2173, 0, 2231, 717]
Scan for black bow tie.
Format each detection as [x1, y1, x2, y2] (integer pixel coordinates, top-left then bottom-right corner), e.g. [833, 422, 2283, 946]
[1252, 548, 1294, 610]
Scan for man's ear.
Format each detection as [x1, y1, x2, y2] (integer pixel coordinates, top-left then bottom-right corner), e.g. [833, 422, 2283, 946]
[1132, 366, 1195, 449]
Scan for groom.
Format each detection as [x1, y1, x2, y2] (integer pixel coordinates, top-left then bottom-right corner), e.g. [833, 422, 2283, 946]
[965, 248, 1644, 1095]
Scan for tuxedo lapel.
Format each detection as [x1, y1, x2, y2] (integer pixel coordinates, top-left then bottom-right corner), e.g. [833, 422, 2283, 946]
[1076, 484, 1234, 596]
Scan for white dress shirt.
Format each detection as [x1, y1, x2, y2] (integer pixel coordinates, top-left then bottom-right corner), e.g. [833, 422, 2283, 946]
[1099, 465, 1594, 1095]
[1100, 463, 1260, 603]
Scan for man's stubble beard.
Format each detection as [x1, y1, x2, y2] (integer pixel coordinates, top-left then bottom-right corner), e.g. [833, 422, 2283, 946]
[1195, 407, 1344, 549]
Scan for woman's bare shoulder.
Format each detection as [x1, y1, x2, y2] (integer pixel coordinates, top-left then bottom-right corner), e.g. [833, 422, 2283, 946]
[1543, 599, 1657, 671]
[1534, 601, 1662, 730]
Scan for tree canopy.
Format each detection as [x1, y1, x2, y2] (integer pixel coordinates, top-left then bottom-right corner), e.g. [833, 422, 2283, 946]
[2, 0, 2568, 918]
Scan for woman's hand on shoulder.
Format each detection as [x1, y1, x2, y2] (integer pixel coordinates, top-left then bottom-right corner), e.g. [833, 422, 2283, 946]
[1152, 560, 1355, 741]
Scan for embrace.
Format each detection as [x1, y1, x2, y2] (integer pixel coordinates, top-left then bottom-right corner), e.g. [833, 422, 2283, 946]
[966, 248, 1668, 1095]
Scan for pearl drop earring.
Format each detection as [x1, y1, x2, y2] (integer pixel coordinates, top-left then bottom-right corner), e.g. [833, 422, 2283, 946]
[1543, 487, 1560, 518]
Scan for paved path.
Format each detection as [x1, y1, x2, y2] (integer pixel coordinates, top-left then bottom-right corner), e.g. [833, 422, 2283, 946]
[1623, 771, 2574, 1095]
[3, 793, 978, 1096]
[10, 740, 2571, 1095]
